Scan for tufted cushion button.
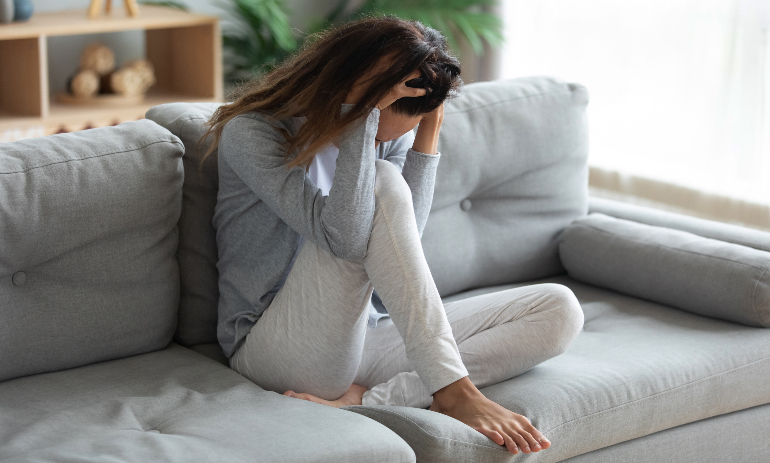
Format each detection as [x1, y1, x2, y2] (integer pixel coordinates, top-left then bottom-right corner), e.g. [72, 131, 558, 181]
[460, 199, 472, 211]
[12, 272, 26, 287]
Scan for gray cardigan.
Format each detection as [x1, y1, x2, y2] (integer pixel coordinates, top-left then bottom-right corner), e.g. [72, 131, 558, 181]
[214, 106, 441, 358]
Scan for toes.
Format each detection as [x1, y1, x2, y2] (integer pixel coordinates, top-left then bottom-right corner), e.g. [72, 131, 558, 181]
[283, 390, 297, 398]
[526, 423, 552, 449]
[533, 431, 551, 449]
[500, 432, 519, 455]
[509, 432, 531, 453]
[519, 429, 541, 452]
[478, 428, 505, 446]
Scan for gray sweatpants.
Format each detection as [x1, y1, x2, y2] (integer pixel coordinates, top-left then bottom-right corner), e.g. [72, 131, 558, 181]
[231, 159, 584, 408]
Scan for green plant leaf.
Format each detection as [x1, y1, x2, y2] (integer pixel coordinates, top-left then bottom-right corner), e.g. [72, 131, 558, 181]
[138, 1, 188, 10]
[351, 0, 503, 55]
[218, 0, 298, 82]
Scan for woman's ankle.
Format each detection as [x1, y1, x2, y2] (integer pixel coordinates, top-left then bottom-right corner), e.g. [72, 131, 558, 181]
[431, 376, 480, 411]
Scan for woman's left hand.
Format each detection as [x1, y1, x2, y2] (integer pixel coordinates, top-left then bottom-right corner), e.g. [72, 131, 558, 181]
[375, 70, 428, 110]
[345, 57, 427, 109]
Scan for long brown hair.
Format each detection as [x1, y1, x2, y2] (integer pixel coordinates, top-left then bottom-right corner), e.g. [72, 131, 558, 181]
[199, 16, 461, 170]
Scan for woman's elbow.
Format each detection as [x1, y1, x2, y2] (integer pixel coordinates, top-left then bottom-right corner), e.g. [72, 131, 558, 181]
[327, 234, 370, 262]
[320, 212, 374, 262]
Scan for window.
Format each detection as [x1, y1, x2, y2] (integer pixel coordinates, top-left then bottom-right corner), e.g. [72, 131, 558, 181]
[501, 0, 770, 207]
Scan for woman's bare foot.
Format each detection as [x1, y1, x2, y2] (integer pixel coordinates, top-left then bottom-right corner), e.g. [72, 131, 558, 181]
[283, 384, 367, 408]
[430, 377, 551, 455]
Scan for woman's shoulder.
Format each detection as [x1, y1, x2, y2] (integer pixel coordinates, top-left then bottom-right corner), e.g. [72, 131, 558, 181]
[220, 110, 296, 153]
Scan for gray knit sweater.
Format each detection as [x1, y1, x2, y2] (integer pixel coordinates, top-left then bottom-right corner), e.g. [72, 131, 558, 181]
[214, 106, 441, 358]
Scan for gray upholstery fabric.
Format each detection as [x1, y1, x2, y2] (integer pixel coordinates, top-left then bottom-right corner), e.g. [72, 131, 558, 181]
[590, 197, 770, 253]
[0, 121, 184, 382]
[0, 343, 416, 463]
[559, 213, 770, 327]
[344, 405, 512, 463]
[146, 103, 221, 347]
[189, 342, 229, 366]
[560, 403, 770, 463]
[366, 275, 770, 463]
[347, 403, 770, 463]
[425, 77, 589, 296]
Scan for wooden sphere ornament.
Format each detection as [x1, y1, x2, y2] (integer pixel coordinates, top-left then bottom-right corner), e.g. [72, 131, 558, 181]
[79, 43, 115, 76]
[69, 70, 100, 98]
[123, 59, 155, 92]
[110, 67, 144, 97]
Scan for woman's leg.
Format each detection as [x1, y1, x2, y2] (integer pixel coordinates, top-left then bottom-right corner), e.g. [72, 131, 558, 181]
[355, 283, 584, 408]
[230, 159, 467, 400]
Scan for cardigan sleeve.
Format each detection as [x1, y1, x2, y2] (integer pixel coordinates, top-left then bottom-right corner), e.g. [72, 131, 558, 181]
[218, 108, 380, 261]
[381, 129, 441, 239]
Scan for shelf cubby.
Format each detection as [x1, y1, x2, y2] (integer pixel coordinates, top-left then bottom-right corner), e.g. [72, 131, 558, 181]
[0, 5, 222, 142]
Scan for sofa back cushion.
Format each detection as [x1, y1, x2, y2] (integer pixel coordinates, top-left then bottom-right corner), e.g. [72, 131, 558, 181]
[424, 77, 589, 296]
[145, 76, 590, 347]
[146, 103, 221, 347]
[0, 120, 184, 382]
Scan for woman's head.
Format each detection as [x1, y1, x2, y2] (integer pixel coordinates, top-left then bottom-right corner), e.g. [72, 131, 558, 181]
[201, 16, 462, 169]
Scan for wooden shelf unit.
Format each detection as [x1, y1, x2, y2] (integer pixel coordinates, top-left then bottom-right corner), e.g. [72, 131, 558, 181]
[0, 5, 222, 141]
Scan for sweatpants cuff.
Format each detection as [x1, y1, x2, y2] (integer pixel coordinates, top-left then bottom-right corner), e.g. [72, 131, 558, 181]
[406, 330, 469, 396]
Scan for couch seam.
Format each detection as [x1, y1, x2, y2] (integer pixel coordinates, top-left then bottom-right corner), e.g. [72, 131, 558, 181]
[352, 408, 507, 454]
[541, 354, 770, 434]
[751, 267, 769, 325]
[176, 117, 191, 138]
[572, 222, 768, 272]
[0, 139, 184, 174]
[444, 90, 575, 115]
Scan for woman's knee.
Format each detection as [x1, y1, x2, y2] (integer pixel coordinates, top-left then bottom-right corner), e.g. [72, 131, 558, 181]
[374, 159, 412, 209]
[538, 283, 584, 353]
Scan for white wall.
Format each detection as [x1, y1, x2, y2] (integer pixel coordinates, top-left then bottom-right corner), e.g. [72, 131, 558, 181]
[33, 0, 339, 96]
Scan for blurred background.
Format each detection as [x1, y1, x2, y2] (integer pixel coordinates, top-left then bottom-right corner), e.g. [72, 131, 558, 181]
[1, 0, 768, 230]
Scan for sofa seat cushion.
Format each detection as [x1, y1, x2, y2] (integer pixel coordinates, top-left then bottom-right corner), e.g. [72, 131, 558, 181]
[344, 405, 511, 463]
[353, 276, 770, 463]
[0, 344, 415, 463]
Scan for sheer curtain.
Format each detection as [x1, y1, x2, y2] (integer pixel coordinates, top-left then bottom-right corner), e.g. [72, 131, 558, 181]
[500, 0, 770, 226]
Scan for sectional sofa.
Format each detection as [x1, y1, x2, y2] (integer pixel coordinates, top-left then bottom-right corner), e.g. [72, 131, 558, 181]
[1, 77, 768, 462]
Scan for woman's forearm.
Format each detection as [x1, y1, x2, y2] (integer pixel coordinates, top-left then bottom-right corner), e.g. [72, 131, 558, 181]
[412, 116, 441, 154]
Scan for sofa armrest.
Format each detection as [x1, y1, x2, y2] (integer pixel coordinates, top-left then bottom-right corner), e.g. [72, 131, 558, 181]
[559, 213, 770, 327]
[589, 197, 770, 252]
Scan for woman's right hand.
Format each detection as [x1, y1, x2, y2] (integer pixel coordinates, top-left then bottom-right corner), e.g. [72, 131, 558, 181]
[412, 103, 444, 155]
[345, 58, 427, 110]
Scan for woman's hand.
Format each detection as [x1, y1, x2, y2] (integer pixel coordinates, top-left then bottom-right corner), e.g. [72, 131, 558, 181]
[345, 58, 427, 110]
[375, 70, 427, 110]
[412, 103, 444, 155]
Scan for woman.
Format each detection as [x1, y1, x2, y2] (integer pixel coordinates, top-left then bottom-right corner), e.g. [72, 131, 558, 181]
[201, 16, 583, 456]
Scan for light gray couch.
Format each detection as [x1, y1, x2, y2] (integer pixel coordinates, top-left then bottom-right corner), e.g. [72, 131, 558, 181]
[1, 77, 768, 462]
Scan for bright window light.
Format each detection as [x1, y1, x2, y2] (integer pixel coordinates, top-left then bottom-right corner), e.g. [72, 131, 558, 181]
[501, 0, 770, 205]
